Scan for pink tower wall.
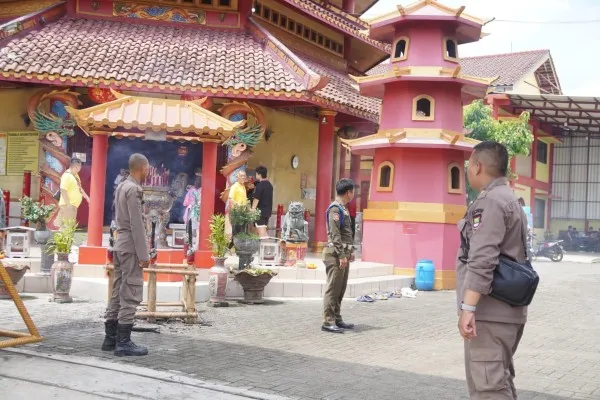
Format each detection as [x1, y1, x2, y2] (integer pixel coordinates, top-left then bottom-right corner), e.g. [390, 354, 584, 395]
[380, 81, 464, 132]
[393, 23, 459, 69]
[362, 148, 468, 279]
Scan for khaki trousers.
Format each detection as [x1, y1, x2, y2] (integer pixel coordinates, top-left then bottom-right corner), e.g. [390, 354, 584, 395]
[322, 255, 349, 325]
[56, 204, 78, 228]
[464, 320, 525, 400]
[105, 252, 144, 324]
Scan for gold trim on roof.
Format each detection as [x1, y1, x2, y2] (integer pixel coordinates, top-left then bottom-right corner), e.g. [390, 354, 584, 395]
[351, 66, 496, 86]
[365, 0, 484, 26]
[340, 128, 479, 149]
[65, 90, 244, 138]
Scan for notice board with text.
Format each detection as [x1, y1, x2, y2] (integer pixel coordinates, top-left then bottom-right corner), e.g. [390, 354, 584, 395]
[5, 132, 39, 176]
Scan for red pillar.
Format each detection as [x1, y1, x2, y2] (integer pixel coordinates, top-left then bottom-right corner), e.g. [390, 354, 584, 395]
[349, 154, 361, 211]
[195, 142, 217, 268]
[87, 134, 108, 247]
[314, 110, 336, 247]
[338, 142, 347, 180]
[342, 0, 355, 13]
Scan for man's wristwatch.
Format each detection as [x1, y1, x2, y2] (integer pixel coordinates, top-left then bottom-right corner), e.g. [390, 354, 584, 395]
[460, 302, 476, 312]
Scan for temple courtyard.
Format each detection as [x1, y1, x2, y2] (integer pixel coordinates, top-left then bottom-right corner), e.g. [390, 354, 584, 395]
[1, 259, 599, 400]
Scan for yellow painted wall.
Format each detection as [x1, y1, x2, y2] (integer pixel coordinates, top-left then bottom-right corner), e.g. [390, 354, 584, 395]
[0, 88, 42, 201]
[536, 161, 549, 182]
[246, 106, 319, 213]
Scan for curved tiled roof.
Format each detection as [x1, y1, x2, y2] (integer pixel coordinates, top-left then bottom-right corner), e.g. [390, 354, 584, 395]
[0, 17, 306, 93]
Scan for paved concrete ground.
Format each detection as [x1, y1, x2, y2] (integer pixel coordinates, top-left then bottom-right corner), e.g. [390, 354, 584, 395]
[1, 259, 599, 400]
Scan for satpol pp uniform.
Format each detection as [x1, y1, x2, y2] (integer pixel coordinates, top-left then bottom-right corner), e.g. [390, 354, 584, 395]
[102, 176, 150, 356]
[322, 200, 355, 331]
[457, 177, 528, 399]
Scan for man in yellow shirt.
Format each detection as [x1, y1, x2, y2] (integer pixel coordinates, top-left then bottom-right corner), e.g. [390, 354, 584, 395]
[57, 158, 89, 227]
[229, 170, 248, 206]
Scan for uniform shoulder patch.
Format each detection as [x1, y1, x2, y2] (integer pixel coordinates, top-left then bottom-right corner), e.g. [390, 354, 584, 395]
[472, 208, 483, 230]
[333, 213, 340, 222]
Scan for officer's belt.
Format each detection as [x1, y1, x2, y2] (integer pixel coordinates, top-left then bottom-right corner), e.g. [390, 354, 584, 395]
[327, 242, 354, 250]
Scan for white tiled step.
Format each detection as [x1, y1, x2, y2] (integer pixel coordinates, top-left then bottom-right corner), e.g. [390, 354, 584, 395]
[263, 275, 414, 299]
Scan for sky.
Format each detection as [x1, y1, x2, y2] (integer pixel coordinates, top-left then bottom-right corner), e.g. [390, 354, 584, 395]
[365, 0, 600, 96]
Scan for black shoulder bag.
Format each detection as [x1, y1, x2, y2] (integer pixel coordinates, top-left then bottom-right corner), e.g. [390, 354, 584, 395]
[461, 209, 539, 307]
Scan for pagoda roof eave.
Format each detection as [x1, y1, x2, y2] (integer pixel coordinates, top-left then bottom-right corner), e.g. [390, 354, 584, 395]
[66, 91, 244, 141]
[341, 128, 479, 155]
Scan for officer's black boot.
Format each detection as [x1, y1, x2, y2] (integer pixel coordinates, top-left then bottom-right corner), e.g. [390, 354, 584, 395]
[336, 321, 355, 330]
[114, 323, 148, 357]
[101, 320, 118, 351]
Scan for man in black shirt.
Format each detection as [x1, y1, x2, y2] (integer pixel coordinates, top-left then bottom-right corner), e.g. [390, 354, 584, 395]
[252, 165, 273, 238]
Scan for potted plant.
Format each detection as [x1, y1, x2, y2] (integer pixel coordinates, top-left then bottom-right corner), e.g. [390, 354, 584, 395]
[46, 218, 77, 303]
[19, 196, 55, 244]
[232, 266, 278, 304]
[207, 214, 230, 305]
[229, 202, 261, 269]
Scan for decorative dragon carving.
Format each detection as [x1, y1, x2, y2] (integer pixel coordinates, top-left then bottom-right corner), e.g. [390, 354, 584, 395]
[27, 88, 81, 229]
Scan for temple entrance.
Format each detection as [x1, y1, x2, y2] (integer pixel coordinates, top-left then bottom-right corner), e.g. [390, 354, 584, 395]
[103, 138, 203, 226]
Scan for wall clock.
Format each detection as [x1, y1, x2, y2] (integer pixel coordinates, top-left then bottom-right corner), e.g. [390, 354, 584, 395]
[291, 155, 299, 169]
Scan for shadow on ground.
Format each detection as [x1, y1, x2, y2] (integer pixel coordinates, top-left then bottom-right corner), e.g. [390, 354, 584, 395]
[23, 319, 568, 400]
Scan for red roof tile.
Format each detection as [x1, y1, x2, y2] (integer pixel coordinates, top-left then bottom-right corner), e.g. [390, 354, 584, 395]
[304, 57, 381, 117]
[0, 17, 306, 93]
[459, 50, 551, 86]
[367, 50, 551, 87]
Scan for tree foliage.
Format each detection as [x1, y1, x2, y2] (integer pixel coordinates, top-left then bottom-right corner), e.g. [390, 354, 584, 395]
[464, 100, 534, 202]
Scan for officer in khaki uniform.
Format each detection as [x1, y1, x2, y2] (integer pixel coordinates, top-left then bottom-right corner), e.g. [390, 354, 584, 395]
[457, 141, 528, 399]
[322, 178, 356, 334]
[102, 153, 150, 357]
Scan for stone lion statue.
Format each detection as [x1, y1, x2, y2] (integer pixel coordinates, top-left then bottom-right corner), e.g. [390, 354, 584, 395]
[281, 201, 308, 243]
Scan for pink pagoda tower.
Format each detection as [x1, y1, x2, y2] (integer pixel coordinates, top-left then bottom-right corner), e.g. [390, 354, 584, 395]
[343, 0, 494, 289]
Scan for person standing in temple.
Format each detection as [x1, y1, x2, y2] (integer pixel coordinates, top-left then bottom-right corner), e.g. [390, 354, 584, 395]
[226, 170, 248, 247]
[102, 153, 150, 357]
[322, 178, 356, 334]
[457, 141, 529, 399]
[57, 158, 89, 227]
[252, 166, 273, 238]
[183, 175, 202, 234]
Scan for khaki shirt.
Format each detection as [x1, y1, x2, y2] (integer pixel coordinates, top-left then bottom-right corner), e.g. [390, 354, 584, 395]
[456, 177, 528, 324]
[324, 200, 354, 259]
[114, 176, 150, 262]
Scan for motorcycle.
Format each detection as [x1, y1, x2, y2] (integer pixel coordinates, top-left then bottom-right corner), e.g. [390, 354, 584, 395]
[531, 238, 564, 262]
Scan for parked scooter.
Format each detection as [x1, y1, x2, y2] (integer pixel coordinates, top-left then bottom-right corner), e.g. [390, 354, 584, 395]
[531, 236, 564, 262]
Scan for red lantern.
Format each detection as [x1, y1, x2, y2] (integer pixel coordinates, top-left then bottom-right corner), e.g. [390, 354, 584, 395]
[88, 87, 121, 104]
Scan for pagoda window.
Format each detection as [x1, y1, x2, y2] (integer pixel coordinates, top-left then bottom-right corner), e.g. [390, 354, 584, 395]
[448, 162, 463, 194]
[296, 23, 303, 35]
[303, 27, 310, 39]
[219, 0, 230, 5]
[311, 30, 317, 42]
[254, 2, 261, 14]
[318, 33, 324, 45]
[444, 38, 458, 61]
[280, 15, 287, 28]
[271, 11, 279, 24]
[392, 37, 409, 61]
[288, 19, 295, 31]
[263, 6, 270, 19]
[325, 38, 331, 48]
[201, 0, 211, 4]
[412, 95, 435, 121]
[377, 161, 394, 192]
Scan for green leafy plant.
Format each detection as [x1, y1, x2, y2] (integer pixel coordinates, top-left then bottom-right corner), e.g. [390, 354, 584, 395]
[208, 214, 229, 258]
[234, 232, 260, 240]
[464, 100, 534, 202]
[46, 219, 77, 255]
[235, 266, 277, 277]
[229, 202, 261, 226]
[20, 196, 55, 230]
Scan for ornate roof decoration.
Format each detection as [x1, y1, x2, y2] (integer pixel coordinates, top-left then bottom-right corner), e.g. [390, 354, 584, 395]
[65, 90, 244, 141]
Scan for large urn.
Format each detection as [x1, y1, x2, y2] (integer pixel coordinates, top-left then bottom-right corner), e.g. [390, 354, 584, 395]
[51, 253, 73, 303]
[208, 257, 229, 306]
[0, 263, 30, 299]
[142, 187, 174, 249]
